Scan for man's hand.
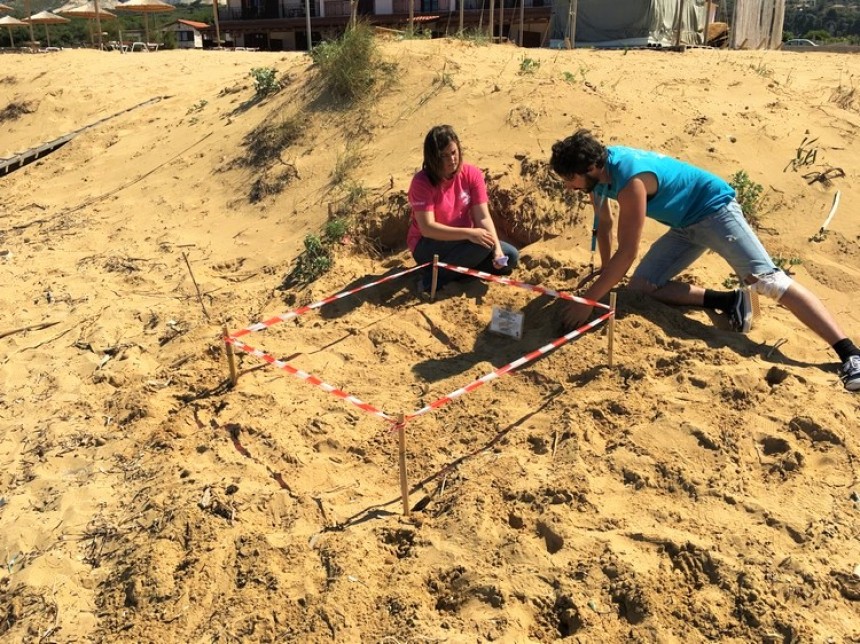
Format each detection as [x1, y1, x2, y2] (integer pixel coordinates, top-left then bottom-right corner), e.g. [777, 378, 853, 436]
[562, 301, 593, 332]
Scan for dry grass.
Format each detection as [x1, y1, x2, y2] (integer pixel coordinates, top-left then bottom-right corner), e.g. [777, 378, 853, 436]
[0, 100, 36, 123]
[242, 112, 306, 168]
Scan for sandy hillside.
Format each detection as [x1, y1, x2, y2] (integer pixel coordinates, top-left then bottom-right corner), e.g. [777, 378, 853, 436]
[1, 39, 859, 643]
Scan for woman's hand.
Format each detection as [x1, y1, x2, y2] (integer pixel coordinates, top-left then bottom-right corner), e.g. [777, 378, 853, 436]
[562, 302, 594, 332]
[469, 228, 495, 248]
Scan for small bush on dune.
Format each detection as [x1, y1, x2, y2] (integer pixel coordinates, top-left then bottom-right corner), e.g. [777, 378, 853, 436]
[250, 67, 279, 97]
[518, 56, 540, 75]
[281, 218, 350, 288]
[452, 29, 490, 45]
[729, 170, 764, 229]
[400, 27, 432, 40]
[310, 24, 396, 104]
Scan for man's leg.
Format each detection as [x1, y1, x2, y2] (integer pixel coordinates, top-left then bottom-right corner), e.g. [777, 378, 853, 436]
[684, 201, 860, 388]
[694, 202, 853, 343]
[629, 226, 708, 304]
[630, 208, 759, 332]
[772, 281, 847, 345]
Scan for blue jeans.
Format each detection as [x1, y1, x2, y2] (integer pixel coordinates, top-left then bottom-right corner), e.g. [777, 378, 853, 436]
[412, 237, 520, 288]
[632, 200, 776, 287]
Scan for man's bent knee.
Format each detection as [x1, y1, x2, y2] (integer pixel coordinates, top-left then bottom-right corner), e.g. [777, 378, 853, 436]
[628, 276, 658, 294]
[746, 270, 792, 301]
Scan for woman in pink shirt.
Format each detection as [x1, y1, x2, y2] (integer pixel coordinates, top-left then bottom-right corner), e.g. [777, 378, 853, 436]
[407, 125, 519, 292]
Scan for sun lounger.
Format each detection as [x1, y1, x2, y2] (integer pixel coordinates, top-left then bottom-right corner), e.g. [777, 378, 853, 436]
[130, 42, 160, 52]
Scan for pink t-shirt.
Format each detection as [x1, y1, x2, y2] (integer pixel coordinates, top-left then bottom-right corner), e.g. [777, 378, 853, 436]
[406, 163, 488, 253]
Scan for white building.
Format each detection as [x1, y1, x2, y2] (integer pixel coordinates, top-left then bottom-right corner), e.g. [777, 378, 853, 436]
[162, 19, 210, 49]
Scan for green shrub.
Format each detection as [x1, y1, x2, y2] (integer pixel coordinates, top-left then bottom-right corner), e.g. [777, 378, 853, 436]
[310, 24, 394, 104]
[292, 234, 333, 284]
[400, 27, 432, 40]
[772, 255, 802, 274]
[519, 56, 540, 75]
[452, 29, 490, 45]
[729, 170, 764, 228]
[324, 218, 348, 242]
[250, 67, 279, 97]
[282, 218, 352, 287]
[804, 30, 829, 43]
[186, 99, 208, 114]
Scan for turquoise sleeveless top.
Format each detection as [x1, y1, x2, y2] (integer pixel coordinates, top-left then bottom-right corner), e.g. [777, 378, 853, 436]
[593, 146, 735, 227]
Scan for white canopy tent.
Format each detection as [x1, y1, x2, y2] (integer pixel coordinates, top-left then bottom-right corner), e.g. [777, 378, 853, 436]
[552, 0, 785, 50]
[551, 0, 709, 48]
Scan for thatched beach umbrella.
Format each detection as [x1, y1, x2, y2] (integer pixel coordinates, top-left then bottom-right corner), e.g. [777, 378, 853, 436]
[115, 0, 173, 46]
[0, 0, 30, 43]
[26, 10, 70, 47]
[59, 1, 117, 49]
[0, 14, 27, 46]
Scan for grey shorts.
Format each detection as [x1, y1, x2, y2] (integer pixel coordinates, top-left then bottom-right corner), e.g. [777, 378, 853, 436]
[632, 199, 777, 287]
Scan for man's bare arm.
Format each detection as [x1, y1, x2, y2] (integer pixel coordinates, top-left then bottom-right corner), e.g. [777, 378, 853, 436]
[581, 178, 647, 302]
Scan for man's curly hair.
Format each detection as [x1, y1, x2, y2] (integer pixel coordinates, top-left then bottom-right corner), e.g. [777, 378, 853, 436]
[550, 129, 608, 178]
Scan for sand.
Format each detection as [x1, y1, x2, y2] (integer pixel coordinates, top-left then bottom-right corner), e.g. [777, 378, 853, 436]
[1, 40, 859, 642]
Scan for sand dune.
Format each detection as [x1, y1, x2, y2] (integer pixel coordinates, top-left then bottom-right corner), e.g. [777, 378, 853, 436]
[1, 41, 859, 642]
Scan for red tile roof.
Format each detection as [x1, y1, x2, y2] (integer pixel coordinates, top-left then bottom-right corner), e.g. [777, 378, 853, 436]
[177, 19, 208, 29]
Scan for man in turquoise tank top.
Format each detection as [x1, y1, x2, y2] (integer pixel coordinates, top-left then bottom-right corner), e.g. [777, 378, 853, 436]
[550, 129, 860, 392]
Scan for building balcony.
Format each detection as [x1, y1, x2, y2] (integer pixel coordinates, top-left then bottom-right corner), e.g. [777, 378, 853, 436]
[219, 0, 546, 21]
[220, 2, 318, 20]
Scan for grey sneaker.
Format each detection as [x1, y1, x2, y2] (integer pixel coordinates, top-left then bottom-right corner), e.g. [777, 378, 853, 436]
[839, 355, 860, 392]
[727, 288, 754, 333]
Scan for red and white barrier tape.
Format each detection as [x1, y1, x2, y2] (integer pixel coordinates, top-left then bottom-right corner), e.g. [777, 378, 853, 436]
[230, 263, 431, 338]
[225, 262, 614, 425]
[404, 310, 613, 421]
[225, 335, 395, 421]
[434, 261, 610, 309]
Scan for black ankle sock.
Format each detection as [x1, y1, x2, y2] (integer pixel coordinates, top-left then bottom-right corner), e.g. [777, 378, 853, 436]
[832, 338, 860, 363]
[703, 289, 736, 312]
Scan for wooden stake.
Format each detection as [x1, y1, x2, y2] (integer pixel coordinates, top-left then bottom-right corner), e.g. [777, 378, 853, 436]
[223, 325, 238, 387]
[607, 291, 617, 368]
[0, 320, 60, 340]
[182, 251, 211, 321]
[397, 413, 410, 516]
[430, 254, 439, 301]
